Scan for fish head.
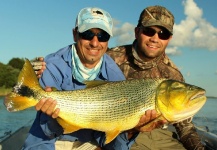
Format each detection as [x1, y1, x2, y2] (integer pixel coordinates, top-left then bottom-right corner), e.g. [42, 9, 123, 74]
[156, 80, 206, 123]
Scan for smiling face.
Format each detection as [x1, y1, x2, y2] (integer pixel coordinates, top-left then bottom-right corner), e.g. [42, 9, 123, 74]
[135, 26, 172, 62]
[73, 28, 109, 69]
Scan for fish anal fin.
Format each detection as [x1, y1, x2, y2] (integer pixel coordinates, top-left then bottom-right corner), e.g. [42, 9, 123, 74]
[4, 93, 37, 112]
[56, 117, 81, 134]
[105, 130, 121, 144]
[84, 80, 109, 88]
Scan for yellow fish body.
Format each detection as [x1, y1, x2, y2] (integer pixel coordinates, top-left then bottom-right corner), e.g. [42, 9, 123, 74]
[4, 59, 207, 144]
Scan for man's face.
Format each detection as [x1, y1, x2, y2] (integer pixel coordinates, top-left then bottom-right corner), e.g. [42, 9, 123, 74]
[73, 28, 109, 68]
[135, 26, 172, 61]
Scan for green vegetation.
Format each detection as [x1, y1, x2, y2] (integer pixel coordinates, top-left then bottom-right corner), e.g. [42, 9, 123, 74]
[0, 58, 25, 96]
[0, 87, 12, 96]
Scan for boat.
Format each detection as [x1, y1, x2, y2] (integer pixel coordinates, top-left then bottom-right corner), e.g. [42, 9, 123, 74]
[196, 126, 217, 150]
[0, 126, 30, 150]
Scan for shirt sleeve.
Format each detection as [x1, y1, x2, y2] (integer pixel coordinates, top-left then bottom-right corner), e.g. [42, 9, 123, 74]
[22, 112, 56, 150]
[173, 118, 206, 150]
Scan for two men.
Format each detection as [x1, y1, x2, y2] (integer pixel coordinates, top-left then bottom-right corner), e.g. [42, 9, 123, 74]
[23, 7, 159, 150]
[30, 5, 205, 150]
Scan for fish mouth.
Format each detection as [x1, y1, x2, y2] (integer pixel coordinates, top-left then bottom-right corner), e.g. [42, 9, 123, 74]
[190, 91, 205, 101]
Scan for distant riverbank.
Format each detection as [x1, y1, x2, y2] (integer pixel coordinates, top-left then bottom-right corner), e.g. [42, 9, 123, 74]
[0, 88, 11, 96]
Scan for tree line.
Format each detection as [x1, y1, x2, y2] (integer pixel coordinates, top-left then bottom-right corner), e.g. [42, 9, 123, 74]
[0, 58, 25, 88]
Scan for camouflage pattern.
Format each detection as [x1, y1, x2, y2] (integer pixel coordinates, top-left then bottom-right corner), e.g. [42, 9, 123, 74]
[75, 7, 113, 36]
[107, 44, 183, 81]
[138, 5, 174, 34]
[107, 42, 205, 150]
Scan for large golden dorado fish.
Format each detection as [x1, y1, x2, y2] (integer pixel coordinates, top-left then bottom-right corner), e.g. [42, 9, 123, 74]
[4, 59, 206, 144]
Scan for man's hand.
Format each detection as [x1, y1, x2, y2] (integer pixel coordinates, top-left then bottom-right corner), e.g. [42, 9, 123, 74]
[135, 110, 167, 132]
[31, 57, 46, 78]
[35, 87, 60, 118]
[127, 110, 167, 139]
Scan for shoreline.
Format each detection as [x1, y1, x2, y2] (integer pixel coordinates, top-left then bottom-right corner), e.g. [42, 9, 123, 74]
[0, 88, 11, 97]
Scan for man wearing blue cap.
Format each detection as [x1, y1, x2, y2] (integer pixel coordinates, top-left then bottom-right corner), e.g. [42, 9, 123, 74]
[22, 7, 162, 150]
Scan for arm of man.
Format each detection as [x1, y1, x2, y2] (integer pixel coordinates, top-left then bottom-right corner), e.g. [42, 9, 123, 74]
[174, 118, 206, 150]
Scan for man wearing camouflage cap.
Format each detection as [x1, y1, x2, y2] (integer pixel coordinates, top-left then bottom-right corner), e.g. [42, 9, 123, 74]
[107, 5, 206, 150]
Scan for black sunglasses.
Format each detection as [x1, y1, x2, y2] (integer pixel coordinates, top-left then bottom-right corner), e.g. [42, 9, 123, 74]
[78, 30, 110, 42]
[141, 27, 171, 40]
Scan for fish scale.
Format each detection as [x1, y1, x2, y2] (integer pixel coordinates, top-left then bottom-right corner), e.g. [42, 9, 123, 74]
[38, 79, 162, 122]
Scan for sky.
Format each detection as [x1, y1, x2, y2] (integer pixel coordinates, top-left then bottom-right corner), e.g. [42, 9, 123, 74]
[0, 0, 217, 97]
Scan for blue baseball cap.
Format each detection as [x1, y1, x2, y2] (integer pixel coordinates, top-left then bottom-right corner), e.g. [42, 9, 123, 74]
[75, 7, 113, 36]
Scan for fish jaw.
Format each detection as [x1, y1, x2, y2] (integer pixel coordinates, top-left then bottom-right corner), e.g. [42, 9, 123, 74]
[156, 80, 207, 123]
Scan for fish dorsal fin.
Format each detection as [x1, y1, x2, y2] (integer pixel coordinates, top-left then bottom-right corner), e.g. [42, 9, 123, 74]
[84, 80, 109, 88]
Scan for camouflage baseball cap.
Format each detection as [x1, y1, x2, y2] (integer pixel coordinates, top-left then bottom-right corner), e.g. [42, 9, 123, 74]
[75, 7, 113, 36]
[138, 5, 174, 34]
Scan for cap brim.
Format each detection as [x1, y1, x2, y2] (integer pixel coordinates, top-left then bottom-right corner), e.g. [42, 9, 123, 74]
[78, 23, 113, 36]
[142, 21, 173, 34]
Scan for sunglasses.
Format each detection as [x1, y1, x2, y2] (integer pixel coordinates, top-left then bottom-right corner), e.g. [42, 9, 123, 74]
[141, 27, 171, 40]
[78, 30, 110, 42]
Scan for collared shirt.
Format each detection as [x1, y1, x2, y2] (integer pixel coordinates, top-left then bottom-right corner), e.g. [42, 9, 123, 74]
[23, 44, 137, 150]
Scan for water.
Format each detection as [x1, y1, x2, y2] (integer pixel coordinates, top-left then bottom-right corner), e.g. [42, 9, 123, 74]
[0, 96, 36, 140]
[0, 96, 217, 139]
[192, 97, 217, 134]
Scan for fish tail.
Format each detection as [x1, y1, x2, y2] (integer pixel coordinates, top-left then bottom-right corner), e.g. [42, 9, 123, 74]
[4, 59, 42, 112]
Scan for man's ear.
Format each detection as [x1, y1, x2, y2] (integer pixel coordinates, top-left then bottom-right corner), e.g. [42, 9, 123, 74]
[73, 28, 78, 42]
[135, 27, 140, 39]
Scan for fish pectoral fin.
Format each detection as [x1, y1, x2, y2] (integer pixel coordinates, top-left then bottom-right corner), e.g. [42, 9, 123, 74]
[105, 130, 121, 144]
[56, 117, 81, 134]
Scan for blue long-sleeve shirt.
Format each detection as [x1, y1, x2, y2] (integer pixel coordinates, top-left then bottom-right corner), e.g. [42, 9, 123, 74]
[23, 44, 138, 150]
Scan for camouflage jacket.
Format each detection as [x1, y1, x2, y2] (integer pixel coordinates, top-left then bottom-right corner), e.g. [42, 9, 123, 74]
[106, 43, 205, 150]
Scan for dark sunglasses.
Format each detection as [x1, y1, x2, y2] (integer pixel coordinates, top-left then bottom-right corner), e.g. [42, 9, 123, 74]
[141, 27, 171, 40]
[78, 30, 110, 42]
